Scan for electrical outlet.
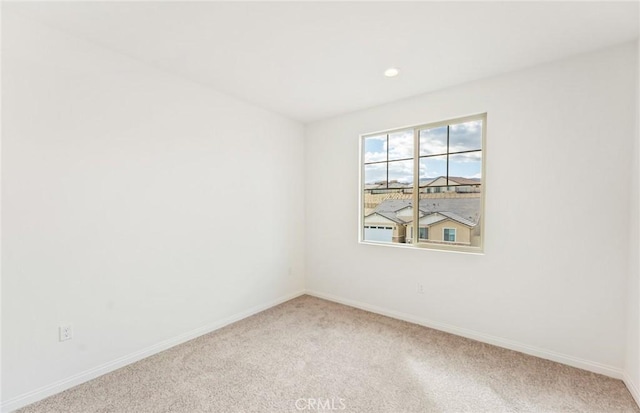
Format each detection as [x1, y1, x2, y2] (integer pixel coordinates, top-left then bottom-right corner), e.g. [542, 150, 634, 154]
[59, 325, 72, 342]
[418, 283, 425, 294]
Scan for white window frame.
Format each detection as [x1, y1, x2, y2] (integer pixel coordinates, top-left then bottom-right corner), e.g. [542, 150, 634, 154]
[359, 113, 486, 254]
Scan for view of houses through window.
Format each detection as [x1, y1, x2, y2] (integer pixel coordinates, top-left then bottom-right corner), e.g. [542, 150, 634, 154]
[361, 115, 485, 251]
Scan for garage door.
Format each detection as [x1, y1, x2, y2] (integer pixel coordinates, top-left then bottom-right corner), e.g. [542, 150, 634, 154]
[364, 226, 393, 242]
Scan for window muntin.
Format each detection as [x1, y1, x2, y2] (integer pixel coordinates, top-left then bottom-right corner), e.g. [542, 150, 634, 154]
[362, 129, 414, 188]
[418, 119, 483, 185]
[361, 114, 485, 252]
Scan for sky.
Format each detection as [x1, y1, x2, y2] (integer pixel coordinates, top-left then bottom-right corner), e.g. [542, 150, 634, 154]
[363, 120, 482, 185]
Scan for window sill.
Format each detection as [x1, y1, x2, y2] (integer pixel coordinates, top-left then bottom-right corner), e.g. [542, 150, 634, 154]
[359, 240, 485, 255]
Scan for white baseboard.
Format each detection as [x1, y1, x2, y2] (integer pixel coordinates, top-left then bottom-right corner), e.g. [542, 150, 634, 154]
[624, 373, 640, 409]
[305, 290, 625, 380]
[4, 290, 633, 412]
[1, 290, 305, 413]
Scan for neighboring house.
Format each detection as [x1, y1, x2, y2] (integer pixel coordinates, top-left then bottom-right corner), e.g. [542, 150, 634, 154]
[406, 211, 479, 245]
[420, 176, 481, 193]
[363, 211, 406, 243]
[364, 180, 412, 194]
[364, 176, 480, 195]
[394, 205, 417, 223]
[364, 196, 481, 246]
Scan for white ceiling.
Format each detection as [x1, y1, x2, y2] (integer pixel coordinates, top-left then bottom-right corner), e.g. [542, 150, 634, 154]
[5, 1, 639, 123]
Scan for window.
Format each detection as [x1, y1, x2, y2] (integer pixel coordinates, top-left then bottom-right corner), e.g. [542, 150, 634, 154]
[360, 114, 485, 252]
[362, 129, 414, 195]
[443, 228, 456, 242]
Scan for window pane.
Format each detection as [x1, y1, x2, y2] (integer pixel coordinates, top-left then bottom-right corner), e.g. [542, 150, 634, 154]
[419, 126, 447, 156]
[449, 152, 482, 181]
[449, 120, 482, 153]
[364, 163, 386, 186]
[363, 135, 387, 163]
[388, 160, 413, 187]
[419, 155, 446, 183]
[388, 129, 413, 161]
[362, 186, 411, 244]
[444, 228, 456, 242]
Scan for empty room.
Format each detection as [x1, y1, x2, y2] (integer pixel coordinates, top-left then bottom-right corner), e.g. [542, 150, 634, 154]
[2, 1, 639, 412]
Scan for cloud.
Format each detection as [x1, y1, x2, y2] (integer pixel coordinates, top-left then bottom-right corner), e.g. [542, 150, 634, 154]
[419, 121, 482, 154]
[363, 135, 387, 163]
[363, 121, 482, 184]
[450, 153, 482, 179]
[364, 159, 414, 185]
[388, 159, 413, 184]
[364, 151, 386, 163]
[420, 126, 447, 155]
[450, 152, 481, 163]
[388, 130, 413, 160]
[364, 163, 386, 184]
[419, 156, 446, 179]
[449, 120, 482, 152]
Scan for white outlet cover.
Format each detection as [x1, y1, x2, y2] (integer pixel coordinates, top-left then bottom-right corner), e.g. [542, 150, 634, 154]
[59, 325, 72, 341]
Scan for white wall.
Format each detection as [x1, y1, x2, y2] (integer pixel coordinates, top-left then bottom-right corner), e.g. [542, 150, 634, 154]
[625, 39, 640, 405]
[2, 6, 638, 412]
[1, 12, 305, 409]
[306, 42, 638, 377]
[0, 3, 4, 408]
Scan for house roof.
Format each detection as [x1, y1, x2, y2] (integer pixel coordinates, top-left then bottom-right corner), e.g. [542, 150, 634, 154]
[437, 211, 477, 227]
[394, 205, 423, 223]
[449, 177, 481, 186]
[374, 199, 414, 214]
[419, 213, 448, 226]
[364, 181, 411, 190]
[387, 182, 411, 189]
[420, 176, 481, 187]
[373, 197, 481, 225]
[364, 211, 404, 224]
[364, 184, 383, 190]
[418, 211, 477, 228]
[417, 198, 480, 223]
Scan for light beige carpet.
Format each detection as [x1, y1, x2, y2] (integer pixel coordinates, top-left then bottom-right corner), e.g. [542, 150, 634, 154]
[17, 295, 640, 412]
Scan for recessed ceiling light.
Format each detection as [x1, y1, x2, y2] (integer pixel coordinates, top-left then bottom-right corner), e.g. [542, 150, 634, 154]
[384, 67, 399, 77]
